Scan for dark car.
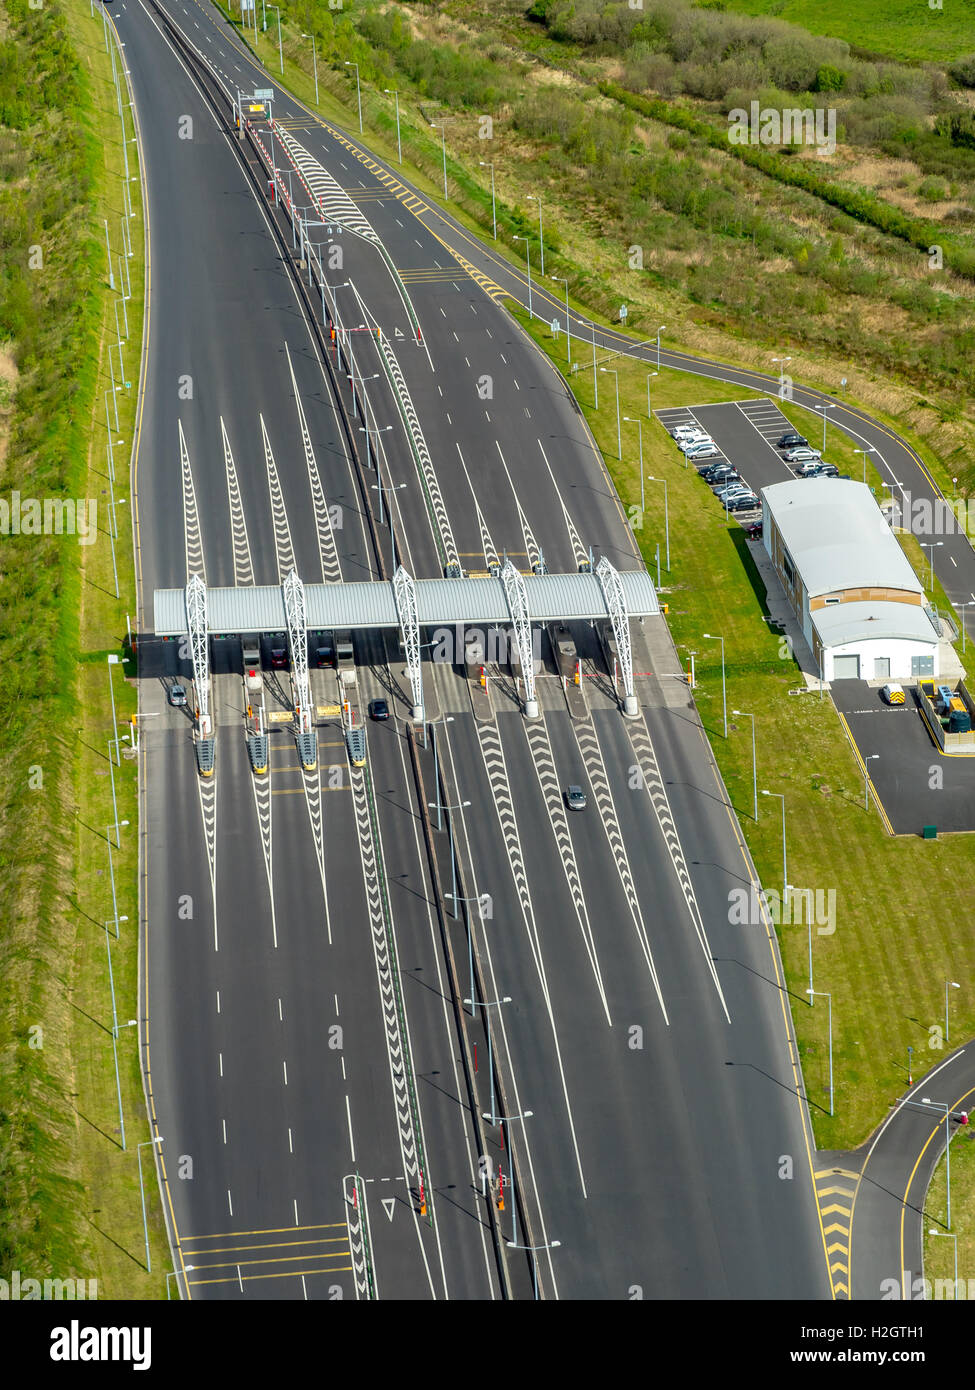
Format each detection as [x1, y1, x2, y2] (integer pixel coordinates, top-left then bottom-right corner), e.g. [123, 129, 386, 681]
[727, 492, 760, 511]
[565, 785, 587, 812]
[742, 520, 763, 538]
[702, 464, 738, 481]
[315, 646, 333, 668]
[369, 698, 390, 721]
[777, 432, 807, 448]
[813, 462, 839, 477]
[270, 644, 288, 669]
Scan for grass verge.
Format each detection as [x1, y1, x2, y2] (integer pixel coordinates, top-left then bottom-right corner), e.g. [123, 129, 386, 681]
[512, 303, 975, 1157]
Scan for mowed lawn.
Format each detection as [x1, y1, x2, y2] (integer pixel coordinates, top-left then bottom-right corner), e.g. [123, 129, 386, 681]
[726, 0, 975, 63]
[515, 306, 975, 1153]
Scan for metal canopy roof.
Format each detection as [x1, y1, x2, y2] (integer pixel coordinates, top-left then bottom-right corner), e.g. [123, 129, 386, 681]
[151, 570, 660, 636]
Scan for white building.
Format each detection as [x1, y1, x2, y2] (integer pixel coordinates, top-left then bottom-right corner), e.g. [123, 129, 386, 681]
[761, 478, 939, 682]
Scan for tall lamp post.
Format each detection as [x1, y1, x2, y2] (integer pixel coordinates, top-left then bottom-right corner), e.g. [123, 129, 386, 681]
[527, 193, 544, 275]
[761, 790, 792, 973]
[466, 993, 511, 1089]
[921, 541, 943, 591]
[646, 475, 669, 572]
[921, 1098, 955, 1229]
[600, 367, 621, 460]
[138, 1136, 164, 1272]
[301, 32, 318, 105]
[267, 3, 282, 73]
[732, 709, 758, 821]
[853, 446, 876, 485]
[945, 979, 960, 1045]
[344, 61, 363, 132]
[385, 89, 402, 163]
[864, 752, 879, 810]
[656, 325, 665, 371]
[807, 989, 833, 1115]
[702, 632, 726, 737]
[623, 417, 643, 509]
[772, 355, 792, 395]
[552, 276, 571, 364]
[513, 235, 532, 319]
[506, 1238, 560, 1301]
[647, 371, 658, 421]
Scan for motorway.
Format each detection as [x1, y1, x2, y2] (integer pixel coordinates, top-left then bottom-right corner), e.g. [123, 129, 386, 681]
[114, 0, 842, 1299]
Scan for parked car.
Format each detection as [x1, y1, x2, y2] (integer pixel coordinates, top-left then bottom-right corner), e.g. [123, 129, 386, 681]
[681, 437, 716, 453]
[784, 447, 822, 463]
[812, 462, 839, 477]
[702, 464, 738, 482]
[714, 482, 752, 499]
[672, 423, 704, 438]
[169, 682, 187, 707]
[369, 698, 390, 721]
[726, 492, 760, 511]
[795, 460, 825, 477]
[742, 520, 763, 538]
[880, 683, 906, 706]
[565, 784, 587, 812]
[685, 446, 721, 461]
[777, 432, 808, 448]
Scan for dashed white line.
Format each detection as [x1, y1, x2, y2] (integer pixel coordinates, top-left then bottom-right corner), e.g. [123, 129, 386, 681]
[218, 1052, 223, 1077]
[346, 1094, 356, 1161]
[283, 1060, 289, 1086]
[222, 1118, 227, 1145]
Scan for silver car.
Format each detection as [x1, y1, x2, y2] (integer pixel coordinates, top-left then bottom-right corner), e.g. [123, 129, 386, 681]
[169, 682, 187, 707]
[565, 785, 587, 812]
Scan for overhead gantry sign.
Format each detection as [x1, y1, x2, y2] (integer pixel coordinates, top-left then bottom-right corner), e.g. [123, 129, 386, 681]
[154, 562, 659, 772]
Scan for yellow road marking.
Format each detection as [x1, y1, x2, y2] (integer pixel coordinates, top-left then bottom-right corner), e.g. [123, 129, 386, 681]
[183, 1223, 345, 1241]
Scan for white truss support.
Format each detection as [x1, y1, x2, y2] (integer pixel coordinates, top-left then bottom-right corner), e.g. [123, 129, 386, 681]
[186, 573, 213, 738]
[596, 556, 638, 717]
[500, 559, 539, 719]
[392, 566, 424, 722]
[283, 570, 312, 735]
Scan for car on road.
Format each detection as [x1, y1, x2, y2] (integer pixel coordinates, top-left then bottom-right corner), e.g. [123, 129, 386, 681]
[784, 447, 822, 463]
[880, 683, 906, 706]
[777, 432, 807, 448]
[565, 785, 587, 811]
[369, 698, 390, 721]
[169, 683, 187, 707]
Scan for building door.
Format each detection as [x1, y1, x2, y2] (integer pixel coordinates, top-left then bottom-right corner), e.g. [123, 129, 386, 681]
[833, 654, 860, 680]
[874, 657, 890, 680]
[912, 654, 935, 677]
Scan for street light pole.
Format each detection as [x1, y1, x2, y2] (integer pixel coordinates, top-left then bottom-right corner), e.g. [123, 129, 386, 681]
[656, 325, 665, 371]
[514, 236, 532, 318]
[505, 1238, 560, 1301]
[647, 371, 658, 422]
[922, 1098, 954, 1229]
[807, 989, 833, 1114]
[946, 979, 960, 1045]
[732, 709, 758, 821]
[301, 33, 318, 105]
[344, 61, 362, 133]
[624, 418, 643, 509]
[553, 277, 571, 364]
[703, 632, 726, 737]
[137, 1137, 164, 1272]
[647, 475, 669, 571]
[267, 3, 282, 72]
[528, 194, 544, 275]
[600, 367, 621, 459]
[762, 790, 790, 960]
[468, 995, 512, 1116]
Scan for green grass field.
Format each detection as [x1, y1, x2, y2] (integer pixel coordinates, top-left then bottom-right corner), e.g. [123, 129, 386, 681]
[725, 0, 975, 63]
[513, 303, 975, 1156]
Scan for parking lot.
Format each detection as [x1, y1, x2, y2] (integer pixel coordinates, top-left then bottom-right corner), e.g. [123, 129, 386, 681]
[655, 397, 837, 521]
[833, 679, 975, 835]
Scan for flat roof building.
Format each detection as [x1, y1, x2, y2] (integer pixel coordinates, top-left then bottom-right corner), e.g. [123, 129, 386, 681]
[761, 478, 938, 682]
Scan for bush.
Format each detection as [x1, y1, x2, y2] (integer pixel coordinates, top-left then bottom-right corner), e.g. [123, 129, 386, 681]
[814, 64, 846, 93]
[949, 53, 975, 88]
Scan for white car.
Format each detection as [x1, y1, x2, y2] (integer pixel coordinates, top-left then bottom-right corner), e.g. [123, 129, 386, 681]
[784, 447, 822, 463]
[681, 437, 716, 453]
[677, 431, 712, 447]
[672, 423, 703, 438]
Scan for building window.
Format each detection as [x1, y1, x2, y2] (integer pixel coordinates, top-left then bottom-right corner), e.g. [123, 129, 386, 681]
[782, 551, 795, 586]
[824, 596, 840, 606]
